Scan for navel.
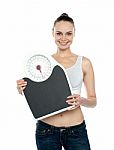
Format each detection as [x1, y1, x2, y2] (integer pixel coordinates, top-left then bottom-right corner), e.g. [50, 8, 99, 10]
[60, 113, 63, 117]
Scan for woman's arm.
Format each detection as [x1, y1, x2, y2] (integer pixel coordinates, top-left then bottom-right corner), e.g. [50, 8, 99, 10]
[66, 57, 97, 108]
[81, 57, 97, 107]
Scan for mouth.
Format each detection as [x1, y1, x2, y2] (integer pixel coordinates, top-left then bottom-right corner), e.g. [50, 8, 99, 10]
[59, 42, 68, 46]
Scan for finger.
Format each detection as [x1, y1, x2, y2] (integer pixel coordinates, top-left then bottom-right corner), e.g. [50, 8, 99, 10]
[68, 107, 75, 111]
[18, 86, 26, 95]
[20, 83, 27, 87]
[17, 79, 27, 84]
[17, 82, 27, 90]
[66, 98, 76, 103]
[16, 79, 25, 84]
[67, 101, 78, 105]
[67, 94, 80, 99]
[67, 105, 78, 111]
[17, 82, 27, 86]
[22, 86, 26, 90]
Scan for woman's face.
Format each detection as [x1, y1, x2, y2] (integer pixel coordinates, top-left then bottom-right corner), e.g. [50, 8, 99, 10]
[53, 21, 75, 50]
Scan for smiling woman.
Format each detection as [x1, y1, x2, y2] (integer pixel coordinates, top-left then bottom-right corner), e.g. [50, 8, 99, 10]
[52, 13, 75, 51]
[16, 13, 96, 150]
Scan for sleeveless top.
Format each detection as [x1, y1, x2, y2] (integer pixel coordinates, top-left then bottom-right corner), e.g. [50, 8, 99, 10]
[66, 56, 83, 94]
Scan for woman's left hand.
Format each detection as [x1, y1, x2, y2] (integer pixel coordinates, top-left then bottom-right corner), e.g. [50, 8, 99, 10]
[66, 94, 84, 110]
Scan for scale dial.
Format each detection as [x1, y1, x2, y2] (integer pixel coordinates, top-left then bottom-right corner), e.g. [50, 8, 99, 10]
[26, 54, 52, 82]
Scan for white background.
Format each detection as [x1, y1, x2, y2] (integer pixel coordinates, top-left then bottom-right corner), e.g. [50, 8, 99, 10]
[0, 0, 114, 149]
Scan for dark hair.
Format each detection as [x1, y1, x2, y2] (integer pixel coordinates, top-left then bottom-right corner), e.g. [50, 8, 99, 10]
[53, 13, 75, 29]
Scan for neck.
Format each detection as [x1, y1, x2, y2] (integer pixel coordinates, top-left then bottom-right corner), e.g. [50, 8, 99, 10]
[55, 48, 73, 58]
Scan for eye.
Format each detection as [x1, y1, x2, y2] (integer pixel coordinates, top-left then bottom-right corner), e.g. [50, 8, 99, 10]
[66, 32, 72, 36]
[56, 32, 62, 36]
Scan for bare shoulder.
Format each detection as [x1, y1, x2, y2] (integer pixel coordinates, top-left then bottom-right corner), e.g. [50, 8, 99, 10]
[82, 56, 92, 66]
[82, 56, 94, 74]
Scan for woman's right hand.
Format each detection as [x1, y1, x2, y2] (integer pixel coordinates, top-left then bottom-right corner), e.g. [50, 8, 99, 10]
[16, 79, 27, 95]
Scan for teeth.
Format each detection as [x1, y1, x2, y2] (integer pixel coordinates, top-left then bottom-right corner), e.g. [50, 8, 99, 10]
[60, 42, 67, 45]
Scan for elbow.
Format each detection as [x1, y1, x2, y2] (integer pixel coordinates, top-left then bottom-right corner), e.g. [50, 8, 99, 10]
[91, 98, 97, 108]
[87, 96, 97, 108]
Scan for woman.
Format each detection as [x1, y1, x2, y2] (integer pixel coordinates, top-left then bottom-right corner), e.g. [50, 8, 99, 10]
[17, 13, 96, 150]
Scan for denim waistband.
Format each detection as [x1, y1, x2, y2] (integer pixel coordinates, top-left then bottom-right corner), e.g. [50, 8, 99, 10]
[37, 120, 85, 130]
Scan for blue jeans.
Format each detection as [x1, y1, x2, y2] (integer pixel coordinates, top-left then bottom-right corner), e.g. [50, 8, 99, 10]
[35, 120, 91, 150]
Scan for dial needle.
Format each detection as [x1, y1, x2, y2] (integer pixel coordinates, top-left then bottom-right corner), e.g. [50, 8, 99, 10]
[36, 65, 43, 78]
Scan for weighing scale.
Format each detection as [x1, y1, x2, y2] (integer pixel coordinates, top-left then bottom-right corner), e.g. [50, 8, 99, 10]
[23, 54, 73, 120]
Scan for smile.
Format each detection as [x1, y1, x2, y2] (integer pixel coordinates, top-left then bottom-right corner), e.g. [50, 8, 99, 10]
[59, 42, 68, 46]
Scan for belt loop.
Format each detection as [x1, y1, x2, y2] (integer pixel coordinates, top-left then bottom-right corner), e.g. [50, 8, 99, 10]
[67, 126, 70, 133]
[51, 124, 54, 131]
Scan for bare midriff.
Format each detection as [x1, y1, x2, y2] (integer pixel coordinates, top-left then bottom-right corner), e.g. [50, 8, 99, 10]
[42, 106, 84, 127]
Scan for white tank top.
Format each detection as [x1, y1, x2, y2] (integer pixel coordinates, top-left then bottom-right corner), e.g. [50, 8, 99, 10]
[66, 56, 83, 94]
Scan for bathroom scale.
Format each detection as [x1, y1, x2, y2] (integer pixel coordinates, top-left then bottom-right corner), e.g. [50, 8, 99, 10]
[23, 54, 73, 120]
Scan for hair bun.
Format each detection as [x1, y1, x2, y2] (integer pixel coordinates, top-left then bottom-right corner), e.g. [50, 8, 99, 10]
[61, 13, 68, 17]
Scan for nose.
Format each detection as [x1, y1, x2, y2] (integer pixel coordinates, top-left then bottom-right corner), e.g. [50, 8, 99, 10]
[61, 34, 67, 40]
